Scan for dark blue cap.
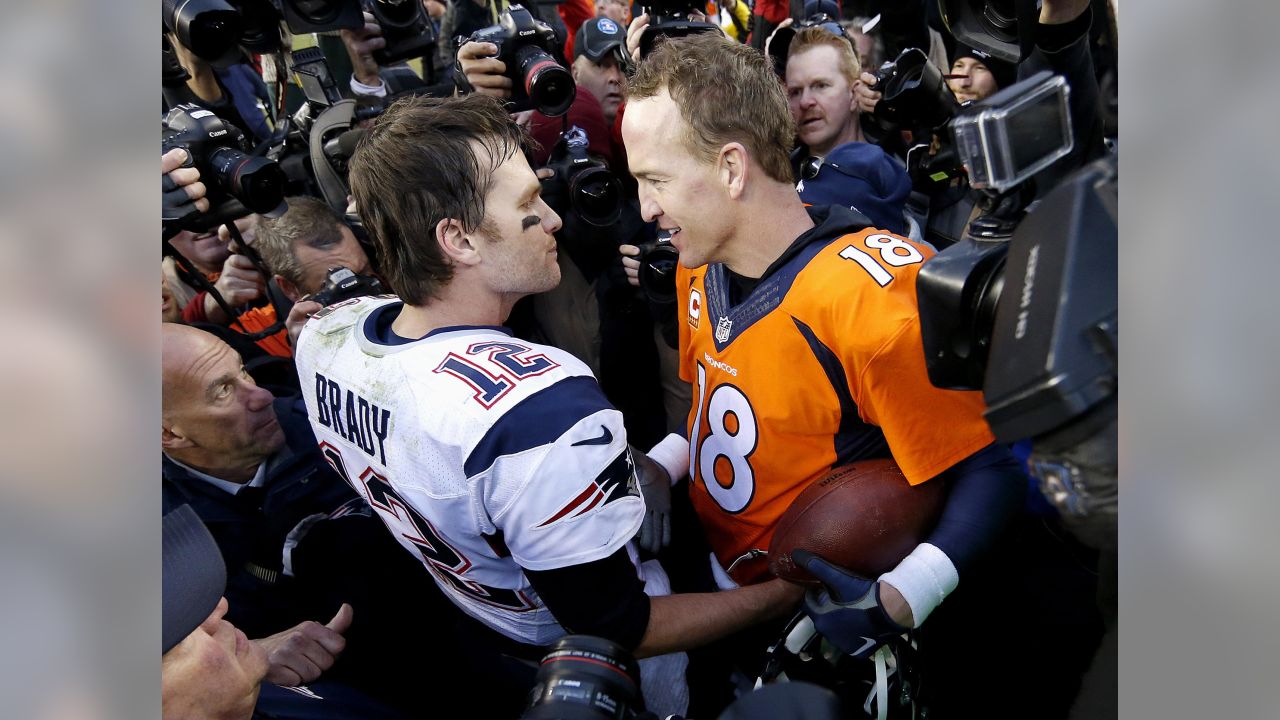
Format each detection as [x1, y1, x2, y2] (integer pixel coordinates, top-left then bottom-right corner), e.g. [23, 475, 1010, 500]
[798, 142, 911, 235]
[163, 505, 226, 654]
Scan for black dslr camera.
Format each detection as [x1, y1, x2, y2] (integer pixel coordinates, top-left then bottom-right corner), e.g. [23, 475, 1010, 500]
[636, 229, 679, 306]
[309, 266, 386, 308]
[541, 127, 623, 227]
[162, 103, 287, 224]
[365, 0, 438, 67]
[467, 5, 575, 117]
[637, 0, 719, 57]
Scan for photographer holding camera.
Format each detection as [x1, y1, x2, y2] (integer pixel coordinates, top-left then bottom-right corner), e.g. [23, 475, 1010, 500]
[252, 196, 384, 348]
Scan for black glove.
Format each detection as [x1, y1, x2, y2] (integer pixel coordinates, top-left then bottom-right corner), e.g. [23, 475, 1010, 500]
[795, 549, 908, 659]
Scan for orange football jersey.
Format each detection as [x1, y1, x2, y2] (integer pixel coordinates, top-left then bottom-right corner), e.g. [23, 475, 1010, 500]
[677, 208, 995, 585]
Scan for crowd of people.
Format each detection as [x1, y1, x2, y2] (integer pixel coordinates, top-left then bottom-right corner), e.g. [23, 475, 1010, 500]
[161, 0, 1117, 717]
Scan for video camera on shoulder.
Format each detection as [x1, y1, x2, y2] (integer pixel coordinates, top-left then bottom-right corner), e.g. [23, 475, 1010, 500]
[309, 266, 386, 308]
[162, 103, 287, 231]
[637, 0, 719, 58]
[541, 126, 623, 228]
[467, 5, 576, 117]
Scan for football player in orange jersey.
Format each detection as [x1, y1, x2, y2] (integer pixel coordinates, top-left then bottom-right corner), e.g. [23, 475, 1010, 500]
[621, 32, 1029, 665]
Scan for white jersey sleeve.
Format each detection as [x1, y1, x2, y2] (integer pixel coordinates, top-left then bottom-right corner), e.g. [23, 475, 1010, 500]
[294, 296, 645, 646]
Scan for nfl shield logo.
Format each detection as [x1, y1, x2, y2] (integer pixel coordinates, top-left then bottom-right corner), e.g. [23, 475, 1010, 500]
[715, 316, 733, 344]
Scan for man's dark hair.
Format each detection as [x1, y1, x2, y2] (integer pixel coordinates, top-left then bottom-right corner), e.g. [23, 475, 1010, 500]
[348, 94, 529, 305]
[254, 196, 345, 290]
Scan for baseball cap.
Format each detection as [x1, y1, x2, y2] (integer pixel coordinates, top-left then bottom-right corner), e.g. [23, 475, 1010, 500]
[950, 42, 1016, 91]
[797, 142, 911, 235]
[803, 0, 840, 20]
[574, 17, 627, 63]
[163, 504, 226, 654]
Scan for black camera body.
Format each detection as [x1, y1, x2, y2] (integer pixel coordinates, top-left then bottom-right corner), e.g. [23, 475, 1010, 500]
[638, 0, 719, 58]
[309, 266, 387, 308]
[162, 103, 287, 221]
[542, 127, 622, 228]
[366, 0, 438, 67]
[636, 230, 680, 306]
[469, 5, 575, 117]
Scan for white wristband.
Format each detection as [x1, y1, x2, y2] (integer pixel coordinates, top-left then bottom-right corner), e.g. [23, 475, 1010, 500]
[647, 432, 690, 487]
[878, 543, 959, 626]
[350, 75, 387, 97]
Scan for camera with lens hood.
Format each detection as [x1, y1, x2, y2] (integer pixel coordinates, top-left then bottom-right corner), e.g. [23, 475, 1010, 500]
[162, 103, 288, 225]
[466, 5, 576, 117]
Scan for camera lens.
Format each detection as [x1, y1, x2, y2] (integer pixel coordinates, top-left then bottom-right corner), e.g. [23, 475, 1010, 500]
[515, 45, 576, 117]
[522, 635, 642, 720]
[163, 0, 244, 63]
[639, 239, 680, 306]
[570, 167, 622, 227]
[208, 148, 287, 214]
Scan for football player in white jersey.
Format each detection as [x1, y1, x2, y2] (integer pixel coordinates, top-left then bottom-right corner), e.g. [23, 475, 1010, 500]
[292, 94, 800, 714]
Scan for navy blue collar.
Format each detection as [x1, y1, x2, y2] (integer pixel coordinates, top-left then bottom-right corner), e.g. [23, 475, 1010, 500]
[702, 205, 871, 352]
[362, 301, 514, 346]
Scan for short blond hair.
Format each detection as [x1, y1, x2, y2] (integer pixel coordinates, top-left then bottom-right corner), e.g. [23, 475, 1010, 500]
[628, 33, 794, 184]
[789, 26, 861, 86]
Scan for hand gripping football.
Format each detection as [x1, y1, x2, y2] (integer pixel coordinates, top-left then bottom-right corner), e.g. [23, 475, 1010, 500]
[769, 458, 946, 585]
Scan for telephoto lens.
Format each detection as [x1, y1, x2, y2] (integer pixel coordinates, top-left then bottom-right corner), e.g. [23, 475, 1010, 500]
[522, 635, 644, 720]
[207, 148, 288, 214]
[515, 44, 576, 117]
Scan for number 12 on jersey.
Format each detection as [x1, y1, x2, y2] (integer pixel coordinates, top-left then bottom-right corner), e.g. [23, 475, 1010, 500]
[691, 362, 759, 514]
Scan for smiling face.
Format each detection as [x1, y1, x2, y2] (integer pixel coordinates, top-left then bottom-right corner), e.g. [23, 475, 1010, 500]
[623, 90, 733, 269]
[948, 56, 999, 103]
[786, 44, 860, 157]
[162, 325, 285, 475]
[470, 147, 563, 297]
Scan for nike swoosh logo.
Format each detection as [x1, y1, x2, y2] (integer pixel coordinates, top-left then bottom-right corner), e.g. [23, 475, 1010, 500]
[850, 636, 879, 657]
[572, 425, 613, 447]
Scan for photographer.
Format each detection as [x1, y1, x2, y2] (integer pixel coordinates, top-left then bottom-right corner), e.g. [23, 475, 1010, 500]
[856, 0, 1105, 249]
[252, 196, 380, 348]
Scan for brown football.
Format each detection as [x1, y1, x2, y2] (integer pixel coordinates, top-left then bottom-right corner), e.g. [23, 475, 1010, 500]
[769, 458, 946, 586]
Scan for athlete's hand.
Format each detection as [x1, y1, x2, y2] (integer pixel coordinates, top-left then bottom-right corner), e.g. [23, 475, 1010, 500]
[255, 603, 354, 686]
[631, 447, 672, 553]
[794, 550, 908, 659]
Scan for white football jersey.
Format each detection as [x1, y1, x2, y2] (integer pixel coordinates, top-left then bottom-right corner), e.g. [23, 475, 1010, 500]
[294, 296, 645, 646]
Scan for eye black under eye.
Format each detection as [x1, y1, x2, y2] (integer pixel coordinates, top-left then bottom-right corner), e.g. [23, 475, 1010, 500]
[522, 215, 540, 230]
